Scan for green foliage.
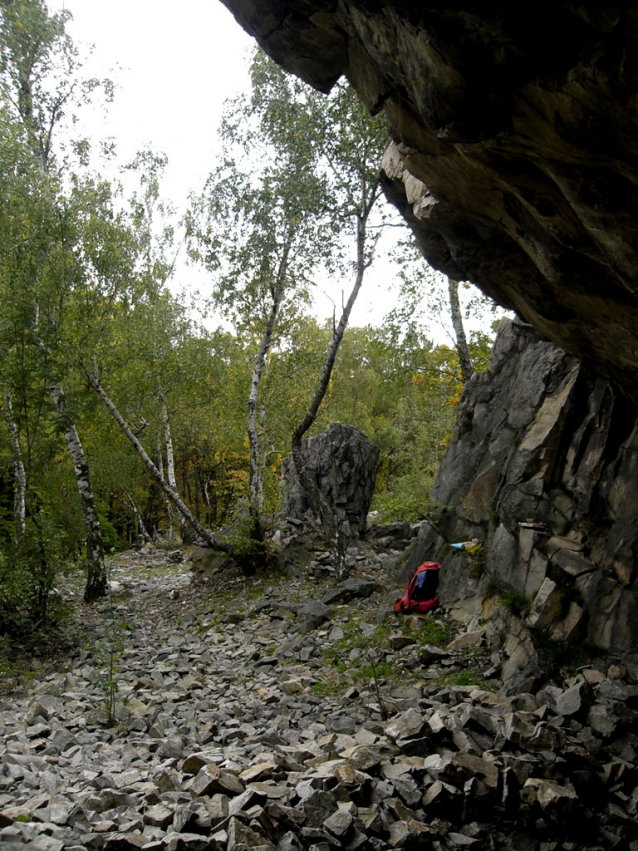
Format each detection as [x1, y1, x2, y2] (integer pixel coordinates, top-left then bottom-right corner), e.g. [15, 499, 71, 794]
[0, 3, 503, 621]
[359, 659, 395, 680]
[311, 609, 458, 700]
[215, 510, 266, 575]
[95, 499, 120, 553]
[416, 617, 454, 647]
[499, 590, 531, 617]
[0, 549, 36, 629]
[92, 607, 128, 728]
[301, 321, 458, 520]
[0, 510, 73, 632]
[434, 670, 492, 689]
[0, 0, 144, 615]
[387, 240, 505, 376]
[373, 488, 437, 524]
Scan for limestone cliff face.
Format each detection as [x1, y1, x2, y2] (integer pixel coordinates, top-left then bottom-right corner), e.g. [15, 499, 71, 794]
[219, 0, 638, 401]
[405, 318, 638, 654]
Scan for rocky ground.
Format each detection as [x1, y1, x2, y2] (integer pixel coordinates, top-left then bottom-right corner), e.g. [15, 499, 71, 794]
[0, 540, 637, 851]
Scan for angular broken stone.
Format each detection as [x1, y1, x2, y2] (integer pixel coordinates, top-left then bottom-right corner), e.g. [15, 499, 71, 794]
[504, 712, 536, 745]
[2, 540, 637, 851]
[300, 789, 337, 828]
[227, 816, 276, 850]
[388, 820, 411, 848]
[204, 794, 230, 825]
[296, 602, 331, 634]
[550, 601, 584, 642]
[418, 644, 451, 664]
[277, 832, 304, 851]
[385, 709, 427, 742]
[143, 804, 174, 829]
[190, 764, 223, 797]
[526, 578, 563, 630]
[181, 752, 223, 775]
[164, 834, 213, 851]
[554, 681, 592, 716]
[587, 704, 618, 737]
[322, 579, 379, 605]
[422, 779, 461, 807]
[521, 777, 578, 808]
[389, 635, 416, 651]
[447, 632, 484, 652]
[323, 808, 353, 837]
[191, 765, 244, 798]
[239, 762, 277, 784]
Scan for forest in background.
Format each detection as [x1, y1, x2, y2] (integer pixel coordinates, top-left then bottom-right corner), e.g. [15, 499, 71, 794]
[0, 0, 499, 632]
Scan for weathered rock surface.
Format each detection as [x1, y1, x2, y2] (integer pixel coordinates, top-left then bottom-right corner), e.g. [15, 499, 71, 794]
[2, 548, 638, 851]
[217, 0, 638, 667]
[219, 0, 638, 402]
[281, 423, 379, 537]
[405, 317, 638, 653]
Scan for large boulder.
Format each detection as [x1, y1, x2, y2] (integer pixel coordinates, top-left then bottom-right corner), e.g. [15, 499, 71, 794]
[405, 318, 638, 654]
[281, 423, 379, 536]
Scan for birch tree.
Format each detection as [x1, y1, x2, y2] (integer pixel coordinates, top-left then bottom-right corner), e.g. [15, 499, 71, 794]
[0, 0, 133, 602]
[249, 58, 389, 573]
[188, 50, 389, 551]
[187, 52, 334, 538]
[3, 392, 26, 541]
[447, 277, 474, 384]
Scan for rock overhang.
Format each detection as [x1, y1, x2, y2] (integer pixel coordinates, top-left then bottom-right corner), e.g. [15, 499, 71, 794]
[219, 0, 638, 401]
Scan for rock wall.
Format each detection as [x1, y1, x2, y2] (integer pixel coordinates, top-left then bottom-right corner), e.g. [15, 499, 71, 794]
[405, 318, 638, 654]
[281, 422, 379, 536]
[217, 0, 638, 656]
[218, 0, 638, 402]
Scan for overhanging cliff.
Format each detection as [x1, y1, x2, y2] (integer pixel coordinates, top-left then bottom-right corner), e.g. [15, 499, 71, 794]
[218, 0, 638, 655]
[218, 0, 638, 402]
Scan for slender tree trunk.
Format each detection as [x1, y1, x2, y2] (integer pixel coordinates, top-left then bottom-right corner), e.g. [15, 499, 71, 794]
[447, 277, 474, 384]
[48, 379, 107, 602]
[4, 392, 26, 542]
[156, 428, 175, 542]
[202, 474, 212, 526]
[111, 490, 152, 543]
[159, 389, 196, 545]
[84, 368, 233, 554]
[248, 241, 290, 534]
[257, 401, 269, 500]
[291, 207, 373, 577]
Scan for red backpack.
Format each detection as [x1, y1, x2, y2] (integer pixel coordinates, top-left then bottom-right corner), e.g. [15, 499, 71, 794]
[394, 561, 440, 614]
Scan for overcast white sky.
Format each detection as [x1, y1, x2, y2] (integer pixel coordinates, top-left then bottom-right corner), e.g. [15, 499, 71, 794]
[57, 1, 499, 340]
[65, 0, 254, 205]
[58, 0, 402, 328]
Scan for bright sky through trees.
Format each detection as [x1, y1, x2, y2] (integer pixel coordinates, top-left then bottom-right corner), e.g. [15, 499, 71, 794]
[56, 1, 499, 336]
[64, 0, 254, 207]
[53, 0, 404, 327]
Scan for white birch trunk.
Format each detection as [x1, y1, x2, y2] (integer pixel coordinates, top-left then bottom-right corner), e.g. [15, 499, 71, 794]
[248, 241, 290, 528]
[48, 379, 107, 602]
[159, 389, 196, 544]
[4, 392, 26, 542]
[292, 200, 376, 578]
[156, 427, 175, 542]
[447, 277, 474, 384]
[112, 489, 152, 543]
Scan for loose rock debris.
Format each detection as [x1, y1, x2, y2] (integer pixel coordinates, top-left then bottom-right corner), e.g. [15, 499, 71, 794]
[0, 547, 637, 851]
